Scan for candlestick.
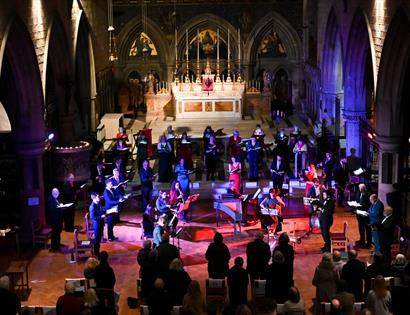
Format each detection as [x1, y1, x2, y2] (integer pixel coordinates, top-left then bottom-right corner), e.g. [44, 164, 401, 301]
[185, 29, 190, 83]
[226, 28, 231, 83]
[216, 28, 220, 83]
[196, 28, 201, 83]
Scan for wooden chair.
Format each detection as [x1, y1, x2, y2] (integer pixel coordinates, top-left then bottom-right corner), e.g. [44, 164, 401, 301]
[205, 278, 226, 313]
[321, 301, 364, 314]
[370, 276, 401, 289]
[330, 221, 348, 253]
[252, 279, 270, 314]
[22, 306, 56, 314]
[84, 213, 94, 240]
[73, 229, 93, 262]
[65, 278, 88, 297]
[31, 219, 52, 248]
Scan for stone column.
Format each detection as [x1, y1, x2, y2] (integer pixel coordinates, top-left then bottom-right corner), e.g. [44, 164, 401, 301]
[90, 94, 97, 132]
[376, 136, 402, 204]
[343, 110, 366, 157]
[320, 90, 335, 124]
[14, 141, 45, 243]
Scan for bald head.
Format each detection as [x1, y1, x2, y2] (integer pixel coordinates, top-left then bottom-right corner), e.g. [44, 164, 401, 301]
[384, 206, 393, 216]
[154, 278, 164, 290]
[255, 231, 264, 240]
[65, 281, 75, 294]
[52, 188, 60, 199]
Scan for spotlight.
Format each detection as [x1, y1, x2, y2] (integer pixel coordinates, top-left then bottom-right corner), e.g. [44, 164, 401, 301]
[367, 132, 373, 140]
[47, 133, 55, 141]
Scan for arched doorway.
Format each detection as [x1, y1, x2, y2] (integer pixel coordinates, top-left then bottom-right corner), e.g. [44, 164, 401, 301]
[0, 17, 46, 232]
[321, 8, 343, 137]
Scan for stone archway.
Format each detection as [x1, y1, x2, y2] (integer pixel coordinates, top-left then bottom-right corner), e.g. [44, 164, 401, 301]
[375, 7, 410, 207]
[0, 17, 46, 232]
[343, 8, 375, 158]
[321, 8, 343, 134]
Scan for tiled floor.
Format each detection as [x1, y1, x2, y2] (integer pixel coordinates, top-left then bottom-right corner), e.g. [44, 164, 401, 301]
[17, 198, 375, 315]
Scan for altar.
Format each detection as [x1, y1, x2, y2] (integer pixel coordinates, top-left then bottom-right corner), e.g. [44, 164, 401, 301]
[172, 81, 245, 119]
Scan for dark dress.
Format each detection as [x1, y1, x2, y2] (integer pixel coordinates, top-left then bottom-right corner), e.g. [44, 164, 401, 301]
[177, 140, 193, 170]
[61, 182, 77, 231]
[205, 143, 218, 181]
[205, 242, 231, 279]
[227, 265, 249, 306]
[246, 238, 271, 280]
[319, 198, 335, 251]
[158, 142, 173, 183]
[266, 261, 292, 303]
[47, 195, 63, 250]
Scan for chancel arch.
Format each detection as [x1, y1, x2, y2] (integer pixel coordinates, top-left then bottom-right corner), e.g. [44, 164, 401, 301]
[0, 16, 46, 235]
[343, 8, 375, 159]
[320, 7, 343, 137]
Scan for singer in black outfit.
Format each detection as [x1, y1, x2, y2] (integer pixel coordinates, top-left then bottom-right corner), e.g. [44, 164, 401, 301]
[318, 190, 335, 252]
[89, 192, 105, 257]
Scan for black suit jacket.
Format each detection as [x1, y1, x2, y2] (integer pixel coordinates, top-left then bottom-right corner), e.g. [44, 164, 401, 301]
[341, 259, 366, 301]
[377, 215, 395, 250]
[355, 191, 371, 211]
[270, 159, 289, 179]
[47, 196, 62, 226]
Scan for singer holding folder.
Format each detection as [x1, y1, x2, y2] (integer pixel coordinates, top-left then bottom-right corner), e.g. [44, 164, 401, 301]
[47, 188, 63, 251]
[103, 179, 126, 242]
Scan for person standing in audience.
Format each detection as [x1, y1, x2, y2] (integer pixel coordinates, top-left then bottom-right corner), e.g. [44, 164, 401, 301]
[312, 253, 339, 314]
[165, 258, 191, 306]
[205, 232, 231, 279]
[332, 279, 355, 315]
[318, 189, 335, 253]
[205, 135, 218, 181]
[83, 288, 108, 315]
[368, 194, 384, 253]
[366, 275, 391, 315]
[266, 250, 292, 303]
[148, 278, 173, 315]
[270, 154, 288, 191]
[354, 183, 372, 248]
[182, 280, 207, 315]
[341, 250, 366, 302]
[246, 136, 261, 181]
[157, 135, 173, 183]
[56, 281, 83, 315]
[61, 173, 78, 232]
[228, 129, 242, 161]
[153, 215, 166, 248]
[94, 251, 116, 310]
[246, 231, 271, 282]
[48, 187, 63, 252]
[272, 233, 295, 285]
[140, 159, 155, 212]
[83, 256, 99, 280]
[389, 254, 407, 278]
[376, 206, 395, 265]
[364, 253, 386, 296]
[283, 286, 305, 314]
[89, 192, 105, 257]
[228, 155, 242, 194]
[0, 275, 21, 315]
[137, 240, 152, 278]
[156, 233, 180, 277]
[227, 257, 249, 313]
[140, 248, 159, 300]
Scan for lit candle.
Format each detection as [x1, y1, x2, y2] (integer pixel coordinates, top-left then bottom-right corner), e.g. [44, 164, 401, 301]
[222, 74, 225, 81]
[233, 74, 236, 82]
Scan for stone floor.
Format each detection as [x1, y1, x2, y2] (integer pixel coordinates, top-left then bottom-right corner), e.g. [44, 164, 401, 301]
[15, 198, 376, 315]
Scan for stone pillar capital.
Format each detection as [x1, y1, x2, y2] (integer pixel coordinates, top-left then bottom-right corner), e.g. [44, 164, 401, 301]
[342, 109, 366, 122]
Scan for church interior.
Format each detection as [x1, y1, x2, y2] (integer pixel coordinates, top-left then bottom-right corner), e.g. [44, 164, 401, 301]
[0, 0, 410, 314]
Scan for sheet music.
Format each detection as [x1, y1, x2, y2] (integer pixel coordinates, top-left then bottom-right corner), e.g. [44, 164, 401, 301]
[348, 201, 362, 207]
[80, 183, 87, 189]
[261, 208, 279, 216]
[106, 206, 118, 215]
[354, 168, 365, 175]
[356, 209, 369, 217]
[57, 203, 74, 208]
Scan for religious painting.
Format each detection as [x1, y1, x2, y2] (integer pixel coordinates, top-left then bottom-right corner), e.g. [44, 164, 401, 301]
[202, 77, 214, 91]
[258, 30, 286, 58]
[129, 32, 158, 57]
[188, 29, 228, 60]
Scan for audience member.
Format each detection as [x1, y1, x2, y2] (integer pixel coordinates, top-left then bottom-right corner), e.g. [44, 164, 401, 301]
[156, 232, 180, 277]
[137, 240, 152, 277]
[312, 253, 339, 314]
[82, 288, 108, 315]
[354, 184, 372, 248]
[165, 258, 191, 305]
[272, 233, 295, 284]
[366, 275, 391, 315]
[266, 250, 292, 303]
[142, 204, 155, 238]
[341, 250, 366, 301]
[376, 206, 395, 265]
[265, 300, 278, 315]
[389, 254, 407, 277]
[153, 215, 166, 248]
[56, 281, 83, 315]
[246, 231, 271, 282]
[332, 279, 355, 315]
[83, 256, 99, 279]
[283, 286, 305, 314]
[148, 278, 173, 315]
[0, 275, 21, 315]
[235, 304, 252, 315]
[332, 251, 345, 277]
[205, 232, 231, 279]
[94, 251, 116, 309]
[182, 280, 207, 315]
[140, 249, 159, 299]
[227, 257, 249, 314]
[364, 253, 386, 296]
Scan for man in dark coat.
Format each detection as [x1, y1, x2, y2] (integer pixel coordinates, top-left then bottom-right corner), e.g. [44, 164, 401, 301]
[47, 188, 63, 251]
[0, 275, 21, 315]
[205, 232, 231, 279]
[341, 250, 366, 302]
[354, 184, 372, 248]
[156, 233, 180, 277]
[376, 206, 396, 265]
[103, 178, 124, 241]
[148, 278, 173, 315]
[333, 158, 348, 206]
[270, 154, 289, 190]
[140, 159, 155, 212]
[89, 192, 105, 257]
[246, 231, 271, 282]
[227, 257, 249, 312]
[94, 251, 116, 309]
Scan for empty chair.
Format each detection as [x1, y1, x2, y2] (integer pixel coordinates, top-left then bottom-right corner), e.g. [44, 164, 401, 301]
[84, 212, 95, 240]
[205, 278, 226, 313]
[330, 222, 348, 253]
[73, 229, 94, 262]
[31, 219, 52, 248]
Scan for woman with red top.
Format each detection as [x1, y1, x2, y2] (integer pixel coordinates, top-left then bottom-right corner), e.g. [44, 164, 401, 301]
[116, 127, 128, 142]
[228, 130, 242, 161]
[228, 156, 242, 193]
[169, 180, 184, 207]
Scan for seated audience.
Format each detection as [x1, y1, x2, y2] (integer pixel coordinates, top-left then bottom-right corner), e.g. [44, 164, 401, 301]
[148, 278, 173, 315]
[82, 288, 108, 315]
[389, 253, 407, 277]
[205, 232, 231, 279]
[341, 250, 366, 302]
[366, 275, 391, 315]
[283, 286, 305, 314]
[332, 279, 355, 315]
[266, 250, 292, 303]
[83, 256, 99, 280]
[333, 251, 345, 278]
[227, 257, 249, 314]
[235, 304, 252, 315]
[182, 280, 207, 315]
[312, 253, 339, 314]
[0, 275, 21, 315]
[165, 258, 191, 305]
[56, 281, 83, 315]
